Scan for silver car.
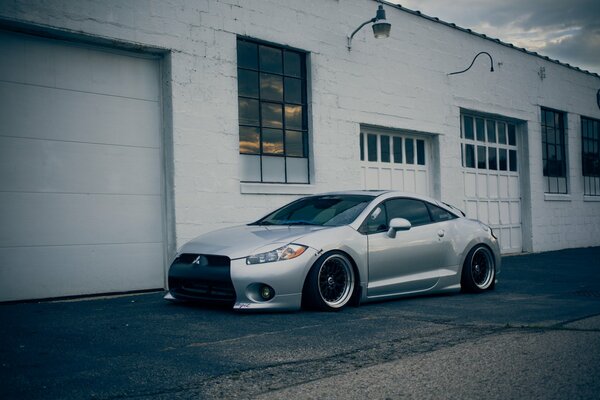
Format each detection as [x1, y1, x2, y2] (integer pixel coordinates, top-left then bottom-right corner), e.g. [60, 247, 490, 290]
[165, 191, 500, 311]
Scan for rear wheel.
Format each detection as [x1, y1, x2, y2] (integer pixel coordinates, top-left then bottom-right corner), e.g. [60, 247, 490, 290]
[303, 251, 355, 311]
[461, 245, 496, 292]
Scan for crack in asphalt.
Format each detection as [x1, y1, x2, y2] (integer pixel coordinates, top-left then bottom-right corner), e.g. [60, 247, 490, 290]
[92, 313, 600, 400]
[97, 312, 600, 400]
[99, 323, 503, 400]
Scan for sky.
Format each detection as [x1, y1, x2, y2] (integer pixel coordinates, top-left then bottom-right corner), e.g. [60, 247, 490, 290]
[386, 0, 600, 74]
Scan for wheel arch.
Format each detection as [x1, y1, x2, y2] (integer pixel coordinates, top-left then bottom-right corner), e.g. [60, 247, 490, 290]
[301, 249, 362, 307]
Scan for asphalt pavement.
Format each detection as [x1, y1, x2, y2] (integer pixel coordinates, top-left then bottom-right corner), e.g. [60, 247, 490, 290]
[1, 247, 600, 399]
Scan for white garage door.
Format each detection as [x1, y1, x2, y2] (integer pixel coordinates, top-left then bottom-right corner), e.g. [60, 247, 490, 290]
[360, 130, 431, 195]
[0, 31, 165, 301]
[460, 114, 522, 254]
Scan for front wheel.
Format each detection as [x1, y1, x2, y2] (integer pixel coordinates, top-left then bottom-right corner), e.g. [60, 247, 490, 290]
[461, 245, 496, 292]
[303, 251, 355, 311]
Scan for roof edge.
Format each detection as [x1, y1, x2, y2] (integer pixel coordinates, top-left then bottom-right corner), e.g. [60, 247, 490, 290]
[378, 0, 599, 79]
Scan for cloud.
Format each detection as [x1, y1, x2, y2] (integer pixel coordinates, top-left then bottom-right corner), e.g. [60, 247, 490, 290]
[388, 0, 600, 73]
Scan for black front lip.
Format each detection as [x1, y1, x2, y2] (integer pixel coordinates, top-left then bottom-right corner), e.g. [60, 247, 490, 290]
[167, 254, 236, 304]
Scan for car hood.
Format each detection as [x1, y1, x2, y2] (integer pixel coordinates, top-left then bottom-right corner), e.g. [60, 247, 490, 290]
[177, 224, 330, 260]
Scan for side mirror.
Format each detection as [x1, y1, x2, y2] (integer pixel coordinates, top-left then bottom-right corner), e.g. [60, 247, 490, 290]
[387, 218, 411, 238]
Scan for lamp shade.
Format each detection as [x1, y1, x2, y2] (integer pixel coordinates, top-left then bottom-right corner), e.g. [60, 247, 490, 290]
[372, 21, 391, 38]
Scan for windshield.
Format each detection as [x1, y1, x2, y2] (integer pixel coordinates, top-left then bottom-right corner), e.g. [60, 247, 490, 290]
[252, 195, 374, 226]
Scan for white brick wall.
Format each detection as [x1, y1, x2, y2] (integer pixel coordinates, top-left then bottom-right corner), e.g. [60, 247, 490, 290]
[1, 0, 599, 253]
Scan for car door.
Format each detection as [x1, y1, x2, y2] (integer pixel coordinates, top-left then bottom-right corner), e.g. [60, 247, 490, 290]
[365, 198, 449, 297]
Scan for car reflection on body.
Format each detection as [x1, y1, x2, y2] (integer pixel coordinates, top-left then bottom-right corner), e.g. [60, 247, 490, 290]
[165, 191, 500, 311]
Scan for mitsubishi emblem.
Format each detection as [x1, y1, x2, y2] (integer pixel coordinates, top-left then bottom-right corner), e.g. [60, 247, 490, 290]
[192, 255, 208, 267]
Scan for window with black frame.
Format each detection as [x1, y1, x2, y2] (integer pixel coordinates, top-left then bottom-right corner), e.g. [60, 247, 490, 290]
[582, 116, 600, 196]
[541, 108, 568, 194]
[237, 37, 309, 184]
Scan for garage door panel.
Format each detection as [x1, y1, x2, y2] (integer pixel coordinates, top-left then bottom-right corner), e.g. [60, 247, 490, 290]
[0, 31, 159, 101]
[1, 193, 163, 248]
[0, 32, 164, 301]
[461, 114, 522, 253]
[0, 81, 161, 148]
[0, 136, 161, 195]
[0, 243, 164, 302]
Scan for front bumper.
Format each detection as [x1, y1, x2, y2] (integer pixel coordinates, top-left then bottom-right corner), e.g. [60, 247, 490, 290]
[165, 247, 319, 311]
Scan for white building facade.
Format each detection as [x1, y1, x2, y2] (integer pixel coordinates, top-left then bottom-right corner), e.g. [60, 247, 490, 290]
[1, 0, 599, 301]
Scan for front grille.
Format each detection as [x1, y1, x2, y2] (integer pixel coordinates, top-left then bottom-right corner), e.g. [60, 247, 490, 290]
[168, 253, 235, 304]
[176, 254, 230, 267]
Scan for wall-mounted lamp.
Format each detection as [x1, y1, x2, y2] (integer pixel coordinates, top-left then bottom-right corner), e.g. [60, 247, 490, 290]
[448, 51, 495, 76]
[347, 5, 391, 51]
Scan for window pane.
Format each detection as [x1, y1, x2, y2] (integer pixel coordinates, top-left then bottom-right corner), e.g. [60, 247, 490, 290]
[285, 130, 304, 157]
[239, 126, 260, 154]
[360, 133, 365, 161]
[477, 146, 486, 169]
[509, 149, 517, 171]
[426, 203, 455, 222]
[262, 128, 284, 155]
[508, 124, 517, 145]
[261, 103, 283, 128]
[284, 51, 302, 77]
[417, 139, 425, 165]
[386, 199, 431, 226]
[260, 73, 283, 101]
[238, 69, 258, 98]
[465, 144, 475, 168]
[393, 137, 402, 163]
[476, 118, 485, 141]
[284, 77, 302, 104]
[498, 122, 507, 144]
[380, 135, 390, 163]
[546, 127, 555, 144]
[499, 148, 507, 170]
[405, 139, 414, 164]
[259, 45, 282, 73]
[240, 154, 261, 182]
[261, 156, 285, 182]
[488, 147, 497, 170]
[239, 98, 259, 125]
[367, 134, 377, 162]
[285, 105, 303, 130]
[237, 40, 258, 69]
[487, 120, 496, 143]
[464, 116, 474, 139]
[286, 157, 309, 183]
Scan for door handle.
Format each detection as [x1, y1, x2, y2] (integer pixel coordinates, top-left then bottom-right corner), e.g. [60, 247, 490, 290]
[437, 229, 445, 237]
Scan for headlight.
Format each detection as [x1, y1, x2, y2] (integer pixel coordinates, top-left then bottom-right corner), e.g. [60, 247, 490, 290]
[246, 244, 307, 265]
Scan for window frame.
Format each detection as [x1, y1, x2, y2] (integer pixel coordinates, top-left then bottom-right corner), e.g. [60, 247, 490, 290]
[237, 36, 309, 184]
[359, 197, 457, 235]
[541, 107, 568, 194]
[581, 116, 600, 196]
[460, 113, 519, 173]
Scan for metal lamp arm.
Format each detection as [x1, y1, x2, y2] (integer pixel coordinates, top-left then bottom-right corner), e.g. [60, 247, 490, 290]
[347, 18, 376, 50]
[448, 51, 495, 76]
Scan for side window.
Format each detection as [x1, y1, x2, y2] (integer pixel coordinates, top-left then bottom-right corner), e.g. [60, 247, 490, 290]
[426, 203, 456, 222]
[361, 205, 388, 234]
[386, 198, 431, 227]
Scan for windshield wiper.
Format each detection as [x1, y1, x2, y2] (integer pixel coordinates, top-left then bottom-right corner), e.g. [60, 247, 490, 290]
[285, 221, 320, 226]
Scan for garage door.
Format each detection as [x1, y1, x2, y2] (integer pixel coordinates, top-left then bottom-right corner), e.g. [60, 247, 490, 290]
[460, 114, 522, 254]
[0, 31, 165, 301]
[360, 130, 431, 195]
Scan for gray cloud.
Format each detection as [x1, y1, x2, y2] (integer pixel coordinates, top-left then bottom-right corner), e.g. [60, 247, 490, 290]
[389, 0, 600, 73]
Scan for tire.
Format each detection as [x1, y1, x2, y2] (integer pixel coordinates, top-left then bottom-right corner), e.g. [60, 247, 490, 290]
[461, 244, 496, 293]
[303, 251, 355, 311]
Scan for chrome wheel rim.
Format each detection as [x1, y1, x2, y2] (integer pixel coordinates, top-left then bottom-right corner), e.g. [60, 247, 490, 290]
[470, 247, 494, 289]
[317, 255, 354, 308]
